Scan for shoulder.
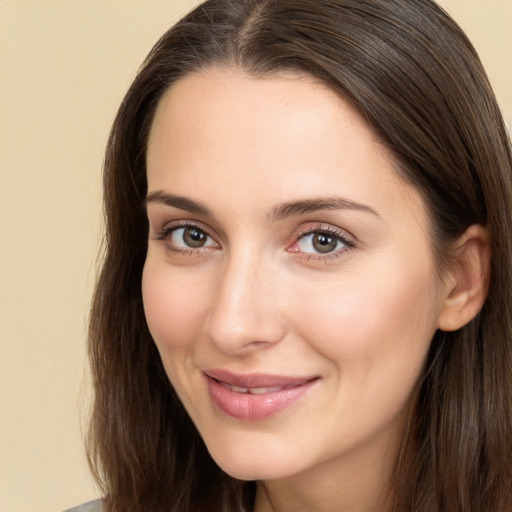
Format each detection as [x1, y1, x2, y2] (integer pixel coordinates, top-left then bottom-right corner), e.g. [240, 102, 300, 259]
[63, 499, 104, 512]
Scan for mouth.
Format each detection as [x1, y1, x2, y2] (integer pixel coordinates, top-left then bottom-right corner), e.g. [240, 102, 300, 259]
[203, 369, 319, 420]
[218, 382, 302, 395]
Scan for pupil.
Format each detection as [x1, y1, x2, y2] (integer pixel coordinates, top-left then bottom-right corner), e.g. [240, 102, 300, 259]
[184, 228, 206, 248]
[313, 233, 337, 253]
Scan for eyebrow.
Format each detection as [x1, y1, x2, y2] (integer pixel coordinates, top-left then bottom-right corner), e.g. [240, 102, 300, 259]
[145, 190, 212, 217]
[270, 196, 380, 221]
[145, 190, 380, 221]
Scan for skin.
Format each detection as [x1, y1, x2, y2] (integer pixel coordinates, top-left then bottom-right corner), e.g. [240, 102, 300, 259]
[142, 68, 483, 512]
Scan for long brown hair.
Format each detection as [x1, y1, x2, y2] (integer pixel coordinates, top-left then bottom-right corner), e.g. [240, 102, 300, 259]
[87, 1, 512, 510]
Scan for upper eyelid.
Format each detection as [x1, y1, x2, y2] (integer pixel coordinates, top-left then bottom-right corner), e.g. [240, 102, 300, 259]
[153, 218, 214, 235]
[147, 210, 224, 237]
[294, 223, 356, 243]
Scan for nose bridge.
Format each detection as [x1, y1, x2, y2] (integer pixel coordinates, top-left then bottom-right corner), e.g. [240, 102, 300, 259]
[204, 246, 284, 353]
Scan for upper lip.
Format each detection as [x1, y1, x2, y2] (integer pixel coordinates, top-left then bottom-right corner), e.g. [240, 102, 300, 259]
[203, 369, 318, 389]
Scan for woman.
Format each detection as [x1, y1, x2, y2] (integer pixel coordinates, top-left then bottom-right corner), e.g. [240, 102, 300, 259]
[73, 0, 512, 511]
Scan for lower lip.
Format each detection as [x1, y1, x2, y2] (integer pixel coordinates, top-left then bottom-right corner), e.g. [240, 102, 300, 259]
[205, 376, 317, 421]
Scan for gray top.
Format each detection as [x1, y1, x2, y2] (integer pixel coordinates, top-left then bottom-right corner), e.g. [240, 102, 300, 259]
[63, 499, 103, 512]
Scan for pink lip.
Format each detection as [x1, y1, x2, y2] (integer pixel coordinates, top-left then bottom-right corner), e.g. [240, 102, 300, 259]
[203, 369, 318, 421]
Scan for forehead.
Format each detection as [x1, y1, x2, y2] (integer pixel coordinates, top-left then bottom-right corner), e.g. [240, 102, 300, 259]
[148, 68, 354, 157]
[146, 67, 426, 227]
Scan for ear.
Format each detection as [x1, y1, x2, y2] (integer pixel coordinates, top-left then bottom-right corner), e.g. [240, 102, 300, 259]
[437, 224, 491, 332]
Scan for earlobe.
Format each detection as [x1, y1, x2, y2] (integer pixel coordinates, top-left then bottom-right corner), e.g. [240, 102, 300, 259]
[437, 224, 491, 332]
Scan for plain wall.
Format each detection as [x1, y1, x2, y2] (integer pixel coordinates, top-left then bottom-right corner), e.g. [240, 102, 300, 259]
[0, 1, 510, 511]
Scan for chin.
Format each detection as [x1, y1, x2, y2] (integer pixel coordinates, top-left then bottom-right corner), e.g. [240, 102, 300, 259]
[205, 437, 303, 482]
[215, 459, 292, 482]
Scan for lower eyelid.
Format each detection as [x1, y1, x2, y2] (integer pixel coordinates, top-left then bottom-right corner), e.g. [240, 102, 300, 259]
[293, 242, 354, 264]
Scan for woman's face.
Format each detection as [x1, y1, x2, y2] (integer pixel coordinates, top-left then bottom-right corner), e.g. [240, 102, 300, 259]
[143, 68, 450, 483]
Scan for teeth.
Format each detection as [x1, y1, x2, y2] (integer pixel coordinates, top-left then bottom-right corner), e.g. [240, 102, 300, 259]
[227, 385, 284, 394]
[248, 387, 282, 394]
[231, 385, 249, 393]
[216, 379, 304, 395]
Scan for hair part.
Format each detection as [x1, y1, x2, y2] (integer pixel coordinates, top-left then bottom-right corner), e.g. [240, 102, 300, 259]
[87, 1, 512, 510]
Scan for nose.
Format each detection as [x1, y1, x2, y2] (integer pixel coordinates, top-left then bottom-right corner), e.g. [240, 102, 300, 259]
[203, 250, 286, 354]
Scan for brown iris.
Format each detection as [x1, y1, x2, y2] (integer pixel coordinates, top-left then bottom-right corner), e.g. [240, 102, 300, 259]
[183, 227, 208, 248]
[312, 233, 338, 253]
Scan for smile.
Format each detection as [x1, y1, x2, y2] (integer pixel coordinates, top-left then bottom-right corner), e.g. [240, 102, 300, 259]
[203, 370, 318, 421]
[221, 383, 296, 394]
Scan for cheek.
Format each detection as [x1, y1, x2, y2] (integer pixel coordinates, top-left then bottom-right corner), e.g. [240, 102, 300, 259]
[141, 260, 211, 355]
[287, 258, 440, 445]
[292, 256, 439, 373]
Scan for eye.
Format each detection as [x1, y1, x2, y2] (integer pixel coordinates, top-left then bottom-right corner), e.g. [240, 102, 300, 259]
[297, 232, 345, 254]
[153, 223, 219, 252]
[171, 226, 216, 249]
[289, 225, 355, 257]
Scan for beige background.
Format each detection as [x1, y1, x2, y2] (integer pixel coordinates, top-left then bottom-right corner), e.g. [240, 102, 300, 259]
[0, 1, 510, 511]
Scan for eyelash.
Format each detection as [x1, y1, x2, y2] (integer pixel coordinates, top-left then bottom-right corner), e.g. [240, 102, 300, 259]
[151, 221, 355, 261]
[291, 224, 355, 262]
[152, 220, 218, 256]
